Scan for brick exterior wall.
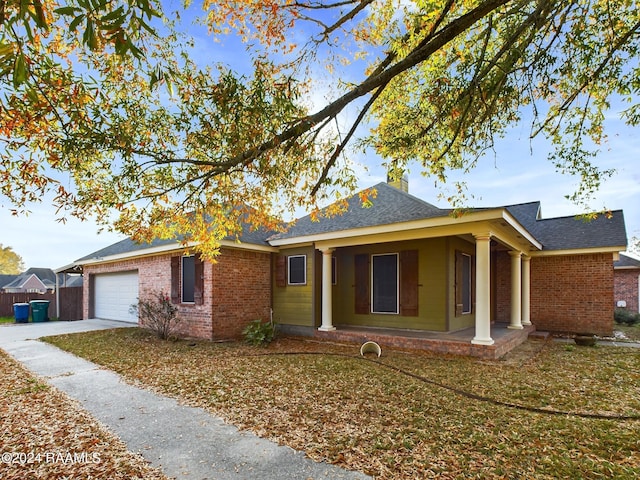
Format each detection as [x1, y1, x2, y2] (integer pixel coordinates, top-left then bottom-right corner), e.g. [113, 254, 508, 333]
[494, 252, 614, 335]
[530, 253, 614, 335]
[211, 248, 272, 339]
[83, 247, 272, 341]
[614, 269, 640, 313]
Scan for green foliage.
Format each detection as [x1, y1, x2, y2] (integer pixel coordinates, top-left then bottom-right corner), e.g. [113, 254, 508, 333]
[242, 319, 276, 347]
[0, 244, 25, 274]
[1, 1, 639, 259]
[130, 291, 181, 340]
[614, 308, 640, 326]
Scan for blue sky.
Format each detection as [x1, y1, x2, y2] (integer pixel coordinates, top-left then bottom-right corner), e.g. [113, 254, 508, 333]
[1, 3, 639, 269]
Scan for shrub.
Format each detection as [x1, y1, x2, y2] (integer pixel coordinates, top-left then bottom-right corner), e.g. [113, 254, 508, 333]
[614, 308, 640, 326]
[130, 291, 182, 340]
[243, 319, 276, 346]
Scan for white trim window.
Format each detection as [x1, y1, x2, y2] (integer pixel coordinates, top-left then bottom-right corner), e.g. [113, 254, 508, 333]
[288, 255, 307, 285]
[371, 253, 399, 314]
[182, 255, 196, 303]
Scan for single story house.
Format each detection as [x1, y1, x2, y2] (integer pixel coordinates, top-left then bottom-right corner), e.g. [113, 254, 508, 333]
[72, 178, 627, 358]
[614, 253, 640, 313]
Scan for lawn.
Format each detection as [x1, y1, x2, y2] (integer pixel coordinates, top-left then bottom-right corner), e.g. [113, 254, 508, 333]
[614, 323, 640, 342]
[0, 349, 168, 480]
[44, 328, 640, 479]
[0, 316, 16, 324]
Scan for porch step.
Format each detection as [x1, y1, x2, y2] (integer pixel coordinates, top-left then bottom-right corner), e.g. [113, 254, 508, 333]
[529, 331, 551, 341]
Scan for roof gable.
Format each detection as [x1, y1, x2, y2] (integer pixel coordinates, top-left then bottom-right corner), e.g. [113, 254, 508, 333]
[271, 182, 447, 241]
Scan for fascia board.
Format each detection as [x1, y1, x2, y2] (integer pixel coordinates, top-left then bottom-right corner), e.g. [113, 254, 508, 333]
[530, 246, 626, 257]
[269, 210, 509, 247]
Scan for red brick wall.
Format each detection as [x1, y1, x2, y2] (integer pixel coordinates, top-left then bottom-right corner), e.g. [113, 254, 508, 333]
[530, 253, 614, 336]
[494, 251, 510, 323]
[493, 252, 615, 335]
[83, 247, 272, 341]
[614, 269, 640, 313]
[211, 248, 272, 339]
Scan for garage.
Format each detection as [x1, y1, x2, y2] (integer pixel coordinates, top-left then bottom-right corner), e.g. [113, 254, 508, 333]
[93, 271, 139, 323]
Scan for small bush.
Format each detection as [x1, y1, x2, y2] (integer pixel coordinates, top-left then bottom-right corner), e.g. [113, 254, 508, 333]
[614, 308, 640, 326]
[130, 291, 182, 340]
[243, 319, 276, 346]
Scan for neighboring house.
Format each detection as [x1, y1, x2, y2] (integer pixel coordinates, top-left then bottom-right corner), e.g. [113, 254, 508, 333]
[614, 253, 640, 313]
[1, 268, 56, 293]
[71, 178, 627, 357]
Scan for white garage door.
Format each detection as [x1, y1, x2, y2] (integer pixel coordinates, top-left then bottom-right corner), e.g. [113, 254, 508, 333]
[94, 271, 139, 323]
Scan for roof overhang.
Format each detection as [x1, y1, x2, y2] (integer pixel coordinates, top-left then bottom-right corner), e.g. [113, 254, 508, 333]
[530, 246, 626, 258]
[270, 208, 542, 253]
[77, 239, 277, 266]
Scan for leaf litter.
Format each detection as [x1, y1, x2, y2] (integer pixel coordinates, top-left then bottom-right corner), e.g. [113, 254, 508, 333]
[43, 328, 640, 479]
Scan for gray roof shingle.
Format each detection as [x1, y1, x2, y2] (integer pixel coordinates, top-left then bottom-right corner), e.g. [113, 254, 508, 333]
[270, 182, 447, 240]
[615, 253, 640, 268]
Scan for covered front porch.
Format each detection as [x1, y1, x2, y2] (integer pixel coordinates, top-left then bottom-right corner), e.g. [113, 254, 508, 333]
[315, 322, 537, 360]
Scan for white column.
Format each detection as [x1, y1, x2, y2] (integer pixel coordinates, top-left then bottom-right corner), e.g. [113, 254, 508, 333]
[318, 248, 336, 332]
[472, 234, 494, 345]
[508, 251, 523, 329]
[521, 255, 531, 325]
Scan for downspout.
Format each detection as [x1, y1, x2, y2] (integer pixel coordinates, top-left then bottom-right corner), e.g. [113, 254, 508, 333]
[55, 273, 60, 320]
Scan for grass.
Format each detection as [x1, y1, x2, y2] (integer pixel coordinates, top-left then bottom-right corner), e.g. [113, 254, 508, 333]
[0, 316, 16, 324]
[0, 349, 168, 480]
[44, 328, 640, 479]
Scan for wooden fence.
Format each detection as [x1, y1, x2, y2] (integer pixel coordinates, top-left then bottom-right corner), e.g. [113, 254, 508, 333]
[0, 287, 83, 321]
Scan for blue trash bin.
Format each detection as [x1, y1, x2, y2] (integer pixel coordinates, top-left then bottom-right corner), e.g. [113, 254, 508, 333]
[30, 300, 50, 322]
[13, 303, 30, 323]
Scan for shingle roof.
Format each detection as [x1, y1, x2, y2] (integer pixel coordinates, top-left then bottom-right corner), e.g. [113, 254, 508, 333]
[524, 212, 626, 251]
[615, 253, 640, 268]
[2, 268, 56, 289]
[75, 182, 629, 261]
[76, 224, 275, 262]
[270, 182, 447, 240]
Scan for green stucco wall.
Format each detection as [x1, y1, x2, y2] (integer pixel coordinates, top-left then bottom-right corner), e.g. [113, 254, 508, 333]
[333, 238, 449, 331]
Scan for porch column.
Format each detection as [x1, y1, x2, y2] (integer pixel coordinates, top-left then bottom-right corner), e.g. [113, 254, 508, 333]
[318, 248, 336, 332]
[508, 251, 523, 329]
[472, 234, 494, 345]
[521, 255, 532, 326]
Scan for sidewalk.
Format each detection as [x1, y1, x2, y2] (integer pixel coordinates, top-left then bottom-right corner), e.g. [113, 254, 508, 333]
[0, 320, 370, 480]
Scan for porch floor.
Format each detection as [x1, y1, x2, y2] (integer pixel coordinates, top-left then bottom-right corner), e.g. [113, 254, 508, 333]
[314, 323, 536, 359]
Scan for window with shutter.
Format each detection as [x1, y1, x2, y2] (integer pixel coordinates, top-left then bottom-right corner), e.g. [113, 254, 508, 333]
[455, 251, 473, 316]
[371, 253, 399, 314]
[182, 255, 195, 303]
[288, 255, 306, 285]
[194, 255, 204, 305]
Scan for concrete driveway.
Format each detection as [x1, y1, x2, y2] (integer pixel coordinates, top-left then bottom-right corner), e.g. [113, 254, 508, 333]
[0, 320, 370, 480]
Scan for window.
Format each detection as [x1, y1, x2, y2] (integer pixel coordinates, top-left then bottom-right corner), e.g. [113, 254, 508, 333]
[171, 255, 204, 305]
[371, 253, 398, 314]
[461, 253, 472, 314]
[288, 255, 306, 285]
[182, 255, 195, 303]
[331, 256, 337, 285]
[455, 251, 473, 315]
